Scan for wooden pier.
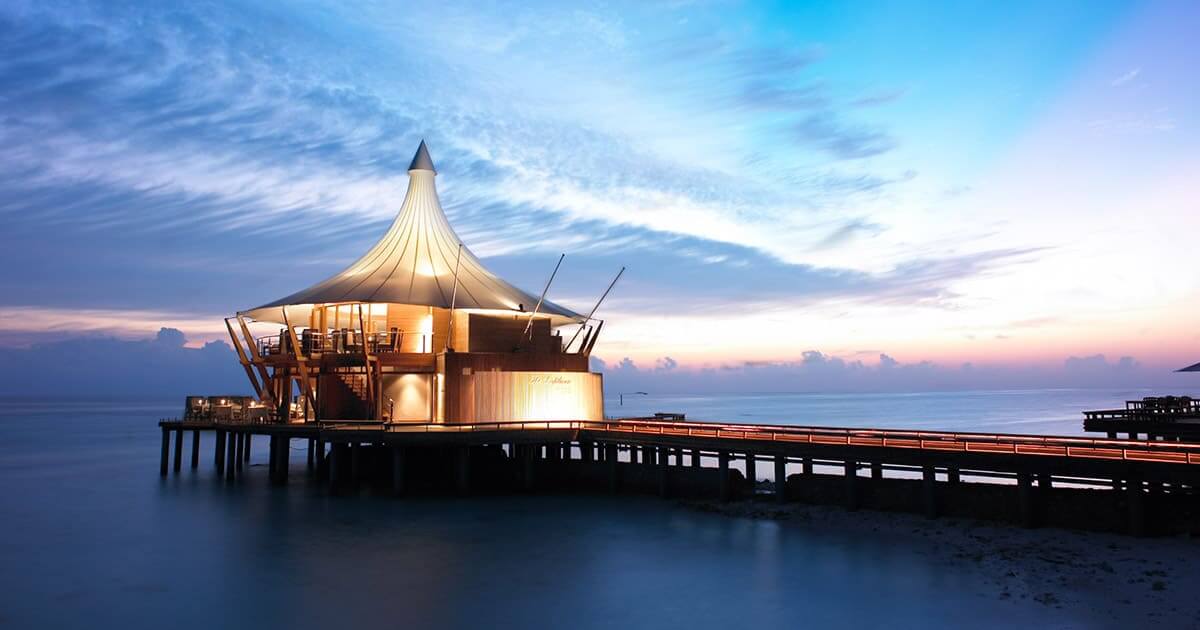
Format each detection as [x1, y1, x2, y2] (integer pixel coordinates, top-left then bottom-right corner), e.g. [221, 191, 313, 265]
[1084, 396, 1200, 441]
[159, 417, 1200, 537]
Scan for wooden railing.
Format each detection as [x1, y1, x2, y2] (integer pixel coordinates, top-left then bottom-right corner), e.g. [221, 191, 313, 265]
[314, 417, 1200, 465]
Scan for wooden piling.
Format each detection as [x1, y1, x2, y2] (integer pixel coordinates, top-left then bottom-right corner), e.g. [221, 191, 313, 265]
[844, 460, 858, 510]
[225, 431, 237, 481]
[234, 432, 243, 472]
[243, 433, 251, 461]
[718, 451, 731, 502]
[607, 444, 619, 493]
[774, 455, 787, 502]
[922, 465, 937, 519]
[745, 452, 757, 487]
[306, 439, 315, 469]
[523, 445, 536, 491]
[658, 448, 669, 497]
[692, 448, 702, 469]
[947, 466, 960, 484]
[870, 461, 882, 480]
[391, 446, 405, 495]
[315, 439, 327, 480]
[1127, 477, 1145, 537]
[215, 430, 226, 475]
[275, 437, 289, 485]
[1017, 472, 1034, 527]
[456, 446, 471, 495]
[802, 457, 813, 476]
[173, 427, 184, 472]
[328, 443, 342, 489]
[160, 427, 170, 477]
[191, 429, 200, 469]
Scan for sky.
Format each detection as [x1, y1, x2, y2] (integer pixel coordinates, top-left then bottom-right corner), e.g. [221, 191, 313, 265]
[0, 0, 1197, 394]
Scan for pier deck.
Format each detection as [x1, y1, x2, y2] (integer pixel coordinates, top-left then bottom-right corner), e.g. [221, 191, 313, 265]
[158, 417, 1200, 536]
[1083, 396, 1200, 441]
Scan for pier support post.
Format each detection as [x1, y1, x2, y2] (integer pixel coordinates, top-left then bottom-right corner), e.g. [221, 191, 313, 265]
[191, 429, 200, 469]
[391, 447, 404, 496]
[692, 448, 702, 469]
[581, 440, 593, 463]
[315, 439, 327, 480]
[243, 433, 251, 461]
[523, 445, 536, 491]
[328, 443, 342, 490]
[215, 430, 226, 474]
[173, 427, 184, 473]
[922, 465, 937, 519]
[947, 467, 960, 485]
[718, 451, 731, 502]
[273, 437, 289, 485]
[456, 447, 471, 495]
[351, 443, 362, 482]
[607, 444, 619, 493]
[745, 452, 757, 488]
[1017, 472, 1034, 527]
[658, 448, 669, 497]
[802, 457, 813, 476]
[870, 461, 882, 480]
[267, 435, 276, 479]
[1037, 472, 1052, 506]
[234, 432, 243, 473]
[307, 439, 315, 470]
[1107, 431, 1117, 439]
[1127, 477, 1146, 537]
[225, 432, 237, 481]
[774, 455, 787, 502]
[160, 427, 170, 476]
[844, 461, 858, 511]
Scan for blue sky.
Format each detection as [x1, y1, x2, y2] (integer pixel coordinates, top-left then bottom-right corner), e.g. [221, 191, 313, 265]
[0, 0, 1197, 392]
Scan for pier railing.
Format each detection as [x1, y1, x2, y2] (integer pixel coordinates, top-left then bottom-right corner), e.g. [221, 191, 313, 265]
[311, 417, 1200, 465]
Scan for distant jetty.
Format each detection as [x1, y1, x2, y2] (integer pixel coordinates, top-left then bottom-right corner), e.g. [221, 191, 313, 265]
[160, 142, 1200, 538]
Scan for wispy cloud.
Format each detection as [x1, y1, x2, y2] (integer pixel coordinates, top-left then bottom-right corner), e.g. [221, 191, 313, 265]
[794, 112, 897, 159]
[1110, 67, 1141, 87]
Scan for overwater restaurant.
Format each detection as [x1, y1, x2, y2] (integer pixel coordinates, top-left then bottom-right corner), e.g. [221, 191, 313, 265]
[226, 142, 606, 424]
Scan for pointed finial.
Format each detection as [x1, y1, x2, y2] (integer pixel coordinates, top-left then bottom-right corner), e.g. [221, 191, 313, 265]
[408, 139, 436, 174]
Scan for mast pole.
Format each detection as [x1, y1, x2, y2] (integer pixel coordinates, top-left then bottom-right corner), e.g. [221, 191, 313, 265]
[523, 253, 565, 339]
[445, 244, 464, 351]
[565, 266, 624, 351]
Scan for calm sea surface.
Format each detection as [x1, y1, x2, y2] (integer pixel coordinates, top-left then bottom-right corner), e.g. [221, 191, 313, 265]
[0, 389, 1170, 628]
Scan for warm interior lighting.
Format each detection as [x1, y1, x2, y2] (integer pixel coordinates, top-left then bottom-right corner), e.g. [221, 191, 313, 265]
[470, 371, 604, 421]
[420, 312, 433, 353]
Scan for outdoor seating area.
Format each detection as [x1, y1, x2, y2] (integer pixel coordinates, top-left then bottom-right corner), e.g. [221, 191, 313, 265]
[256, 328, 435, 356]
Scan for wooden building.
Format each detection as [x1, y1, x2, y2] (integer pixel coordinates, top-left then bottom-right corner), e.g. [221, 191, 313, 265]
[224, 142, 605, 424]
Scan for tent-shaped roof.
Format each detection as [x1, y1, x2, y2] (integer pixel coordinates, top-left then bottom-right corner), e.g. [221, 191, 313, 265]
[242, 141, 583, 326]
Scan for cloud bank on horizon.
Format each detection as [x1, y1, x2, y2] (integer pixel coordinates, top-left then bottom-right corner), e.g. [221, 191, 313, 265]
[0, 0, 1197, 393]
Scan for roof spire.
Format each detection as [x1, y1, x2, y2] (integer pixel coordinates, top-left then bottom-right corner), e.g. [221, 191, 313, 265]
[408, 139, 436, 174]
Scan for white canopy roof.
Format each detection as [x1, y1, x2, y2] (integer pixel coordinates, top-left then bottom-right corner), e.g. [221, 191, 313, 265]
[242, 141, 584, 326]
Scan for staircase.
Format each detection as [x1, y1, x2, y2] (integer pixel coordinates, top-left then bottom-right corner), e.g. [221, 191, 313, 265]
[337, 372, 369, 401]
[323, 371, 372, 420]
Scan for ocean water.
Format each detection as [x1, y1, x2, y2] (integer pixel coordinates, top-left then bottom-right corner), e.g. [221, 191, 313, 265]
[605, 388, 1165, 435]
[0, 390, 1175, 628]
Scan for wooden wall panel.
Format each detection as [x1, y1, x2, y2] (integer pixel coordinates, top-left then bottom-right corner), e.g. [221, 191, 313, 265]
[468, 371, 603, 423]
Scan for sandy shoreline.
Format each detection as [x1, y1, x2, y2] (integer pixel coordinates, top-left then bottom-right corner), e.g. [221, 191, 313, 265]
[684, 498, 1200, 627]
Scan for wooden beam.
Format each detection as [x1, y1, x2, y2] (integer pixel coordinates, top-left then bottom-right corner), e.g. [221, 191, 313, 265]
[357, 304, 375, 413]
[224, 318, 264, 400]
[236, 315, 277, 408]
[281, 306, 318, 416]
